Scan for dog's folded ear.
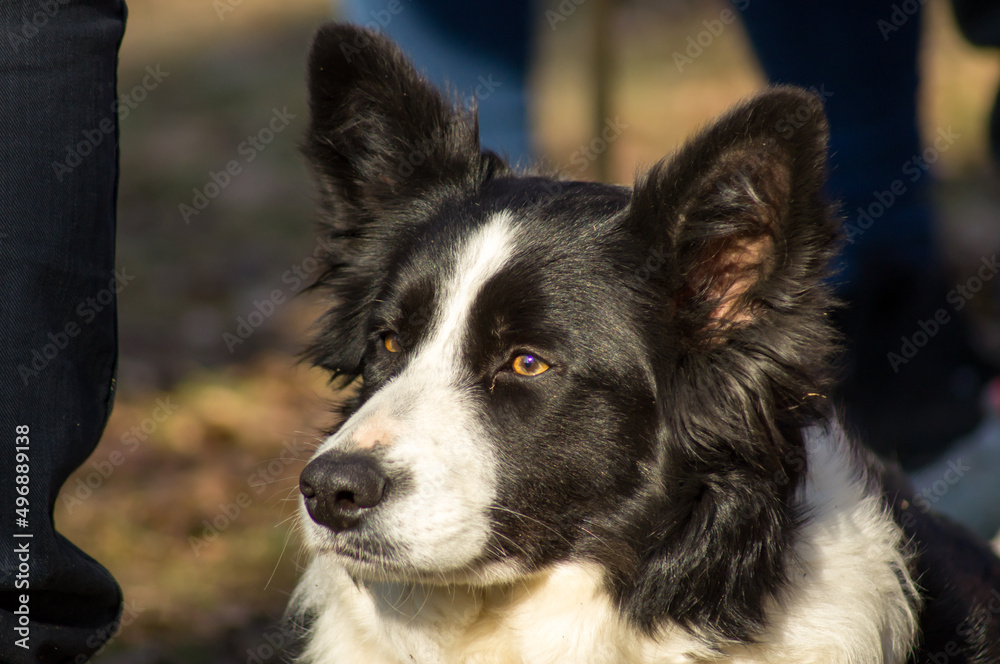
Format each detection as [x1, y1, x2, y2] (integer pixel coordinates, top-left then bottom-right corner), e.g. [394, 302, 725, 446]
[629, 86, 839, 343]
[304, 23, 496, 230]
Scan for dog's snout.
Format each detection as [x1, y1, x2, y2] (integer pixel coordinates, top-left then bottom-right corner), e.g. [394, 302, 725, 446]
[300, 454, 388, 531]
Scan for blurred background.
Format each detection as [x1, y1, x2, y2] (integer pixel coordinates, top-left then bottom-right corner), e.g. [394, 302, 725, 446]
[57, 0, 999, 661]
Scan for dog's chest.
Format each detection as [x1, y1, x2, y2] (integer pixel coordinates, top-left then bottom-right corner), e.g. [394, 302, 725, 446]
[302, 563, 705, 664]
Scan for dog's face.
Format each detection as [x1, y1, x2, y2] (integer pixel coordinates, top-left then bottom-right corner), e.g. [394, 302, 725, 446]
[298, 23, 839, 638]
[300, 179, 661, 583]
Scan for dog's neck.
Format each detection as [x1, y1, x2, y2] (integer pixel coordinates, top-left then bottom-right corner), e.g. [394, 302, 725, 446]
[290, 424, 918, 664]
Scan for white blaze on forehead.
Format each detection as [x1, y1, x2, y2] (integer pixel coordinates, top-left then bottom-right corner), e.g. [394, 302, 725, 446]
[306, 212, 518, 575]
[412, 211, 516, 372]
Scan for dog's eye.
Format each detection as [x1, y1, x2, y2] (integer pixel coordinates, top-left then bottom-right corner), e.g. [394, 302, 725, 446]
[511, 354, 549, 377]
[383, 332, 401, 353]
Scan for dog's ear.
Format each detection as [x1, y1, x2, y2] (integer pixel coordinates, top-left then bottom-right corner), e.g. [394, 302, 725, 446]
[618, 88, 842, 641]
[304, 23, 496, 228]
[302, 24, 504, 380]
[628, 86, 838, 344]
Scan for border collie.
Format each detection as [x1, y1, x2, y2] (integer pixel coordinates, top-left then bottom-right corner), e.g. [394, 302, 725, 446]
[288, 23, 1000, 663]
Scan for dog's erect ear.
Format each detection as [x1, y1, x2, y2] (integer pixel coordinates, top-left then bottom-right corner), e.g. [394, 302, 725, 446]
[628, 86, 839, 343]
[303, 24, 505, 381]
[304, 23, 493, 230]
[617, 88, 842, 641]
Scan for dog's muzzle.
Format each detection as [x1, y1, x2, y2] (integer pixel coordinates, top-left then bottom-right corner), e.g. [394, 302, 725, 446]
[300, 454, 388, 531]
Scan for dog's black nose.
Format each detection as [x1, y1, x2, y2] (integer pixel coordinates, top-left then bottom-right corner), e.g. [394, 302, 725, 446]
[300, 454, 388, 531]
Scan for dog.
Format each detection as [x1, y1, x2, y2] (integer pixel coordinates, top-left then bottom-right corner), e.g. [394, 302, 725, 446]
[287, 23, 1000, 663]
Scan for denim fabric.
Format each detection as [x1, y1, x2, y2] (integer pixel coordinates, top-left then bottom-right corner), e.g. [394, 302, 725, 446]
[740, 0, 935, 285]
[1, 2, 126, 662]
[342, 0, 535, 167]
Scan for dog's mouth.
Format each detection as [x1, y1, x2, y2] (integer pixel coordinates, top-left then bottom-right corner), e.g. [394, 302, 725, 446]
[311, 528, 525, 586]
[312, 532, 412, 577]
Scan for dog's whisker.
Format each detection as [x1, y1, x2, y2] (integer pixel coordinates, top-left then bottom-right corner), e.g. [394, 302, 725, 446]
[274, 513, 300, 529]
[484, 528, 533, 562]
[263, 519, 297, 592]
[265, 486, 304, 511]
[486, 505, 574, 548]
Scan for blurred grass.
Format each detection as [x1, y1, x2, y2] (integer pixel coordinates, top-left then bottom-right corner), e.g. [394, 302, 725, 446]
[58, 356, 330, 662]
[51, 0, 1000, 660]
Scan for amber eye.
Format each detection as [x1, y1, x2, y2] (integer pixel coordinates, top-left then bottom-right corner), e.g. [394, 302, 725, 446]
[511, 354, 549, 377]
[383, 332, 401, 353]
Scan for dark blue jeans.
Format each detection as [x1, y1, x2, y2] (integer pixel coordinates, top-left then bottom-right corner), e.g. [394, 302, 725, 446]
[344, 0, 535, 166]
[740, 0, 933, 284]
[1, 2, 126, 662]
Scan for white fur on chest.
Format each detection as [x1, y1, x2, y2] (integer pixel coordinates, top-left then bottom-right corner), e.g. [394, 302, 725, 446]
[291, 425, 917, 664]
[294, 559, 706, 664]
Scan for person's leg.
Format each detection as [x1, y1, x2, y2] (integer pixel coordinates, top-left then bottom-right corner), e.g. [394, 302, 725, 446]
[742, 1, 933, 283]
[1, 2, 126, 662]
[342, 0, 535, 166]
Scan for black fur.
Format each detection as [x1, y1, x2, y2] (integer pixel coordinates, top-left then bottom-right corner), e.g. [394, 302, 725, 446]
[611, 86, 842, 641]
[297, 22, 1000, 660]
[876, 458, 1000, 662]
[303, 23, 506, 383]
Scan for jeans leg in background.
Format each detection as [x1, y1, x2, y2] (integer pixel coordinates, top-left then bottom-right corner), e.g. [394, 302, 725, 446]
[742, 1, 994, 466]
[741, 0, 933, 284]
[341, 0, 535, 167]
[1, 2, 127, 662]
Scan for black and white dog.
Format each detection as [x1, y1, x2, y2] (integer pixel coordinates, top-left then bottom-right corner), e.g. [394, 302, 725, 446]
[288, 23, 1000, 663]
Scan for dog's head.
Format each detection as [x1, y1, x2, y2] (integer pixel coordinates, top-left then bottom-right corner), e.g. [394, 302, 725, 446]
[298, 24, 840, 641]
